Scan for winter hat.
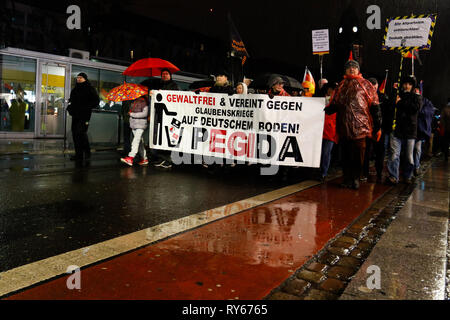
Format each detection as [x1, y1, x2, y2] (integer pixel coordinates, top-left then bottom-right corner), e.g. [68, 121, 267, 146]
[269, 76, 286, 88]
[161, 68, 172, 78]
[216, 70, 230, 78]
[401, 75, 416, 87]
[344, 59, 360, 71]
[77, 72, 88, 81]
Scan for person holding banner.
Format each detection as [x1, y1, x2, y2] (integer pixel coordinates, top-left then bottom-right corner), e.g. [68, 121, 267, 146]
[325, 60, 380, 190]
[386, 75, 422, 185]
[209, 71, 234, 95]
[149, 69, 180, 169]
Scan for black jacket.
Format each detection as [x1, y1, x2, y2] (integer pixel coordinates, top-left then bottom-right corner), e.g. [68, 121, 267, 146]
[155, 80, 180, 91]
[393, 91, 422, 139]
[67, 81, 99, 121]
[209, 83, 234, 95]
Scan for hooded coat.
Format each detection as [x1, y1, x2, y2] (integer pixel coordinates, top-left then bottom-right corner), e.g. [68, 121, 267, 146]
[129, 97, 149, 130]
[67, 81, 99, 121]
[327, 74, 379, 140]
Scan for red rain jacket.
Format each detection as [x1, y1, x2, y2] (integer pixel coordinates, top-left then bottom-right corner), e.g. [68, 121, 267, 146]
[329, 74, 379, 140]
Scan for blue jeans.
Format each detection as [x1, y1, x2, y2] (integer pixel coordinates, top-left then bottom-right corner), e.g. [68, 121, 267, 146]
[387, 133, 415, 181]
[320, 139, 335, 178]
[413, 139, 425, 170]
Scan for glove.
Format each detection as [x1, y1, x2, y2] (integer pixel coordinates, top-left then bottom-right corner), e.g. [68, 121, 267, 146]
[324, 104, 338, 115]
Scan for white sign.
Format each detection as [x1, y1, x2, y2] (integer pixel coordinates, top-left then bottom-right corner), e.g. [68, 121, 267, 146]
[384, 17, 432, 48]
[149, 91, 325, 167]
[312, 29, 329, 54]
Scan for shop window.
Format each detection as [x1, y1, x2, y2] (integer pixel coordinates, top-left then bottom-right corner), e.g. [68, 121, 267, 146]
[99, 70, 125, 111]
[0, 54, 37, 132]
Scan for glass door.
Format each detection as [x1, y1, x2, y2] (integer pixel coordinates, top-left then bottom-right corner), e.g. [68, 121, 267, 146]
[39, 62, 68, 137]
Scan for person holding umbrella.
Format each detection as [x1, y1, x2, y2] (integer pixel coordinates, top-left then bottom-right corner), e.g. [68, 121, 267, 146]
[106, 82, 150, 166]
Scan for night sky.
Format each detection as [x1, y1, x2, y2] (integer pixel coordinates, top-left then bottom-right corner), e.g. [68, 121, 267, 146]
[10, 0, 450, 107]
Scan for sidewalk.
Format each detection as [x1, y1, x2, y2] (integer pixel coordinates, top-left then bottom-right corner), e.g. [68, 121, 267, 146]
[0, 138, 118, 155]
[340, 159, 449, 300]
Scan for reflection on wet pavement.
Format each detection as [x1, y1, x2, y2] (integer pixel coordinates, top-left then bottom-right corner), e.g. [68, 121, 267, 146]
[6, 179, 389, 300]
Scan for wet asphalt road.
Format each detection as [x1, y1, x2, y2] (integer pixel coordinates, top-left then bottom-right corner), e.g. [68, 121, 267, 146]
[0, 151, 304, 272]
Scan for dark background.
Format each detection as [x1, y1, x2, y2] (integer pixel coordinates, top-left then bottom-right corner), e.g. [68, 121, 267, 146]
[0, 0, 449, 107]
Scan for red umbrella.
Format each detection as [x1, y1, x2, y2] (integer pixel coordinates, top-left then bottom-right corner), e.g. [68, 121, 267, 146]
[106, 82, 148, 102]
[123, 58, 180, 77]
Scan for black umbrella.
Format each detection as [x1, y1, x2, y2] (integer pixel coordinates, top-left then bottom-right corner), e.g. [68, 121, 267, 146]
[250, 73, 303, 91]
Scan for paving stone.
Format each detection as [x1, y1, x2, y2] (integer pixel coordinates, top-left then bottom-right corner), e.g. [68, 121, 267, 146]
[282, 279, 311, 296]
[317, 252, 340, 265]
[337, 236, 358, 245]
[303, 289, 338, 300]
[268, 291, 303, 300]
[337, 256, 362, 269]
[350, 248, 366, 259]
[348, 224, 368, 233]
[361, 235, 377, 244]
[305, 262, 328, 273]
[343, 229, 365, 239]
[319, 278, 346, 294]
[297, 269, 326, 284]
[356, 242, 372, 251]
[327, 246, 350, 256]
[332, 240, 356, 250]
[368, 228, 385, 237]
[327, 266, 355, 280]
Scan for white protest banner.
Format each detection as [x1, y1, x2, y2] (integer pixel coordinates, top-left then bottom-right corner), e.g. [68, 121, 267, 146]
[149, 91, 325, 167]
[382, 14, 437, 50]
[312, 29, 329, 55]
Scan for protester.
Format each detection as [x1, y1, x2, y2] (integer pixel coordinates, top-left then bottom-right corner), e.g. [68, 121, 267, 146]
[67, 72, 99, 161]
[325, 59, 380, 189]
[235, 82, 248, 94]
[147, 69, 180, 169]
[413, 87, 436, 175]
[268, 76, 290, 97]
[361, 77, 383, 182]
[438, 99, 450, 162]
[319, 82, 338, 182]
[209, 71, 234, 94]
[120, 96, 149, 166]
[386, 75, 422, 184]
[149, 68, 180, 91]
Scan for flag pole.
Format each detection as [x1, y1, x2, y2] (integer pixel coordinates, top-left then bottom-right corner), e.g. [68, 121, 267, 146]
[411, 49, 414, 76]
[319, 55, 323, 80]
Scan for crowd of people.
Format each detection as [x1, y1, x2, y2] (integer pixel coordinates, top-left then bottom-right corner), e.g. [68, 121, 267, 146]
[67, 61, 450, 189]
